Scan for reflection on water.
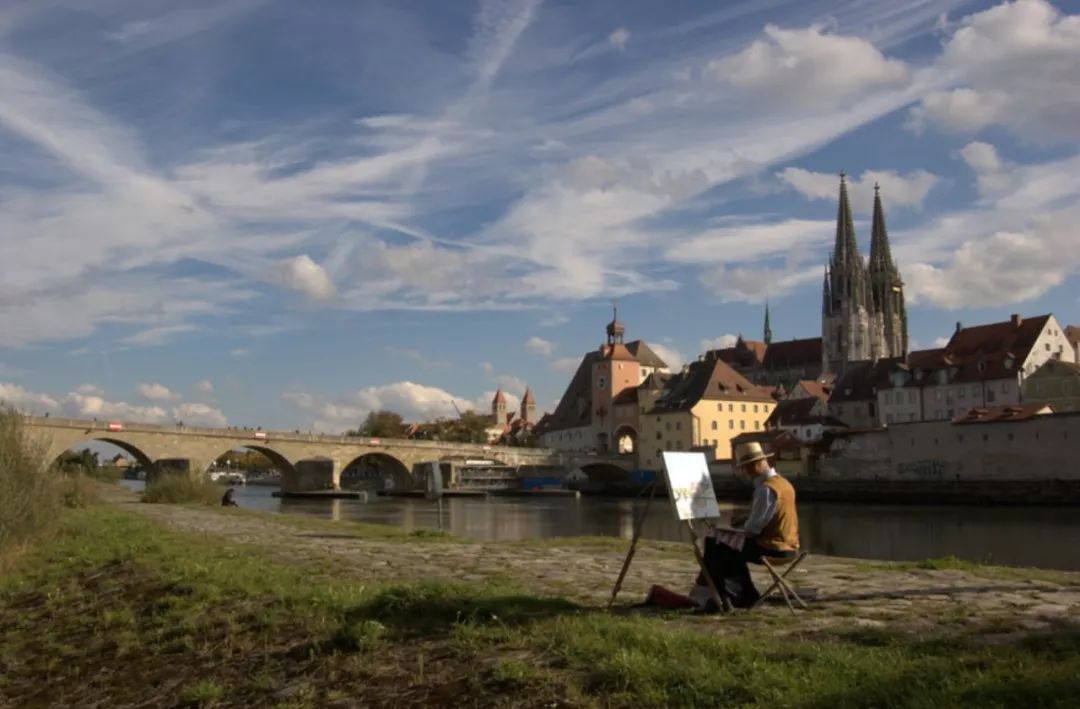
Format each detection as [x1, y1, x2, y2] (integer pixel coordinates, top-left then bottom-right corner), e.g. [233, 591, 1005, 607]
[119, 481, 1080, 570]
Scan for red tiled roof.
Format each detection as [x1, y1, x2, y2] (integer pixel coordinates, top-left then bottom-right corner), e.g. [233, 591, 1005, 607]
[492, 388, 507, 405]
[952, 404, 1054, 424]
[604, 343, 637, 362]
[942, 314, 1050, 382]
[612, 386, 639, 405]
[626, 340, 668, 368]
[522, 387, 536, 404]
[763, 337, 823, 369]
[767, 397, 822, 427]
[792, 379, 831, 402]
[650, 357, 773, 414]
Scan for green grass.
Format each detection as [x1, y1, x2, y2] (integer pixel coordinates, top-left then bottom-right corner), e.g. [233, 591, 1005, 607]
[2, 503, 1080, 707]
[858, 555, 1078, 585]
[142, 473, 223, 505]
[0, 408, 60, 559]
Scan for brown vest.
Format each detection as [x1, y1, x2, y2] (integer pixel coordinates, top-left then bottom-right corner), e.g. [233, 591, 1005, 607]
[758, 475, 799, 552]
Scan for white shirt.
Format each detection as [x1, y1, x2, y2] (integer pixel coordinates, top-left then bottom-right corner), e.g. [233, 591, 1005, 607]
[743, 468, 779, 536]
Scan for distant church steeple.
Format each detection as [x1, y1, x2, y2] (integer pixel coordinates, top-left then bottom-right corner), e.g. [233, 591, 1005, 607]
[822, 173, 906, 374]
[763, 300, 773, 345]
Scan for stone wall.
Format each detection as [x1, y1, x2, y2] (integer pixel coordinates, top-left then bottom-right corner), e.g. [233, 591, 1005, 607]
[820, 412, 1080, 481]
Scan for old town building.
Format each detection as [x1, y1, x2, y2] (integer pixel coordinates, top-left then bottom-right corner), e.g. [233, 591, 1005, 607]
[1023, 359, 1080, 413]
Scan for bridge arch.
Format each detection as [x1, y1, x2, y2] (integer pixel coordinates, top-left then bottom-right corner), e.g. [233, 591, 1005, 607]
[340, 452, 413, 491]
[205, 445, 297, 484]
[51, 437, 154, 472]
[578, 461, 633, 486]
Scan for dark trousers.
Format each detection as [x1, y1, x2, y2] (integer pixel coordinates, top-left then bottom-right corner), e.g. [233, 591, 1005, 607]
[698, 537, 796, 608]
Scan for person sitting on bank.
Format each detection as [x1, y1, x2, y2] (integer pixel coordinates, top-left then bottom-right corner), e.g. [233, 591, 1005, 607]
[695, 441, 799, 611]
[221, 488, 239, 507]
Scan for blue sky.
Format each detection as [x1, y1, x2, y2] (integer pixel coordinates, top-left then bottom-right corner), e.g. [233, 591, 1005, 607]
[1, 0, 1079, 432]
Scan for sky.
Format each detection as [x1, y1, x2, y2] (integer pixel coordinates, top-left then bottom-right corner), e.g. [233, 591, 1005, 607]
[1, 0, 1079, 434]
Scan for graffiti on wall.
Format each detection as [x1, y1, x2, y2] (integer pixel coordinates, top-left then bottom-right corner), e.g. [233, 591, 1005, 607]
[896, 459, 955, 479]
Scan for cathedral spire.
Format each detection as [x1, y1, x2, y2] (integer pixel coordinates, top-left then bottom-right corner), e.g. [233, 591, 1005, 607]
[869, 182, 894, 271]
[833, 171, 860, 267]
[763, 300, 773, 345]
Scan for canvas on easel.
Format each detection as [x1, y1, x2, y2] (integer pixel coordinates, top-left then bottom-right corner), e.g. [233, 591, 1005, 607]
[606, 452, 728, 612]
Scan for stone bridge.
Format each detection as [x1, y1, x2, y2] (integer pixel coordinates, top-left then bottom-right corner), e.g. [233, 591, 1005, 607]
[23, 416, 634, 492]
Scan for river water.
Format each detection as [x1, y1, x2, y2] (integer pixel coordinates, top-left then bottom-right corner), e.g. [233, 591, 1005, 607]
[120, 481, 1080, 571]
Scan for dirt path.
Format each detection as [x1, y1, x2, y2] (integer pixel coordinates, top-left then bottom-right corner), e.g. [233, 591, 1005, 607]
[105, 486, 1080, 635]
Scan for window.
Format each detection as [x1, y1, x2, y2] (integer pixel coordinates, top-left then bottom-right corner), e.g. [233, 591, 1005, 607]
[754, 421, 760, 430]
[717, 403, 722, 411]
[982, 433, 989, 442]
[1046, 343, 1051, 351]
[753, 404, 759, 413]
[728, 404, 733, 412]
[597, 376, 606, 390]
[740, 420, 745, 430]
[741, 404, 746, 412]
[711, 421, 718, 431]
[883, 392, 891, 405]
[729, 420, 734, 430]
[675, 421, 682, 431]
[656, 432, 662, 440]
[908, 391, 916, 404]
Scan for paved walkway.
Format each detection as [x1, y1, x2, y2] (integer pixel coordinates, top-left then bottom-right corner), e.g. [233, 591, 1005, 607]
[107, 487, 1080, 636]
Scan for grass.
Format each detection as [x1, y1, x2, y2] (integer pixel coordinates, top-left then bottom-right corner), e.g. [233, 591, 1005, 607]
[0, 408, 61, 559]
[142, 473, 223, 505]
[857, 555, 1077, 585]
[3, 502, 1080, 707]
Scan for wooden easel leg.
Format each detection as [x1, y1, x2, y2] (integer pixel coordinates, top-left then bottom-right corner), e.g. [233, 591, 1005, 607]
[686, 521, 729, 613]
[607, 484, 656, 611]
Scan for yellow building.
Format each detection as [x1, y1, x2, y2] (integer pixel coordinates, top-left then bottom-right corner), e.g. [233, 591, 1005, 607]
[1023, 359, 1080, 412]
[638, 353, 777, 470]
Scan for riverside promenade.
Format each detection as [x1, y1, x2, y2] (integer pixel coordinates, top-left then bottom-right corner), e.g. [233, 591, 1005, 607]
[108, 486, 1080, 635]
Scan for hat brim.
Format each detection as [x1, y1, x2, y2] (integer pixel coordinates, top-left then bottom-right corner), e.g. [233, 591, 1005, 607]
[736, 452, 771, 467]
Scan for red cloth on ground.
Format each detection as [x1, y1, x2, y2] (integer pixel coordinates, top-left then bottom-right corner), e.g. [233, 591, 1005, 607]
[644, 585, 695, 609]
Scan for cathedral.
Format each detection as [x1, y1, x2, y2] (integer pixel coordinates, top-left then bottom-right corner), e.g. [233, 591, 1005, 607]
[821, 174, 908, 375]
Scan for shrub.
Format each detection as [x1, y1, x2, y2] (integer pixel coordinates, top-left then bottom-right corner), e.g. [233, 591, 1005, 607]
[142, 473, 223, 505]
[0, 407, 60, 554]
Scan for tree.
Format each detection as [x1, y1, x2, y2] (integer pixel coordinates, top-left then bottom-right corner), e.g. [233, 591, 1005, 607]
[353, 410, 405, 438]
[439, 410, 491, 444]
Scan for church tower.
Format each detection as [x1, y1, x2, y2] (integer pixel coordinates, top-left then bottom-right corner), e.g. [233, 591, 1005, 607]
[822, 173, 876, 375]
[520, 386, 536, 424]
[492, 387, 508, 426]
[763, 301, 773, 345]
[867, 183, 908, 359]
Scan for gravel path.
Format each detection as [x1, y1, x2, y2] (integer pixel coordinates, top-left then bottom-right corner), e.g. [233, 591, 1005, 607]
[105, 486, 1080, 635]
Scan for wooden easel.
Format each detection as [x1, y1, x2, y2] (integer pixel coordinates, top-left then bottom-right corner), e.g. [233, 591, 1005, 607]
[607, 483, 728, 613]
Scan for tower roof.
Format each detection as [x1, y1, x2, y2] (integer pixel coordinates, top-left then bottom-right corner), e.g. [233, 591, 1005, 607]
[606, 304, 625, 343]
[833, 172, 861, 266]
[763, 300, 773, 345]
[492, 387, 506, 405]
[522, 387, 535, 405]
[869, 182, 895, 272]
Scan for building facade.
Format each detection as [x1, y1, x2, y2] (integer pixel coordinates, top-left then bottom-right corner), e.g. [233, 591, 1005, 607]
[822, 176, 908, 376]
[1023, 359, 1080, 413]
[637, 353, 776, 470]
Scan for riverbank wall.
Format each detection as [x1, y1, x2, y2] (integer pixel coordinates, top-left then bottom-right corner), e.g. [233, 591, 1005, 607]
[711, 478, 1080, 505]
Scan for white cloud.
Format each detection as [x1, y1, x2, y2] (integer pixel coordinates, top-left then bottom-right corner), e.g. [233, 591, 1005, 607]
[609, 27, 630, 51]
[667, 219, 833, 265]
[137, 382, 179, 402]
[171, 402, 228, 427]
[195, 379, 215, 395]
[700, 334, 738, 352]
[933, 337, 951, 348]
[524, 336, 555, 356]
[776, 168, 940, 213]
[231, 349, 249, 358]
[905, 88, 1007, 134]
[121, 324, 197, 347]
[549, 357, 580, 375]
[495, 374, 527, 393]
[649, 343, 684, 371]
[705, 24, 909, 106]
[699, 264, 820, 304]
[0, 382, 60, 413]
[283, 381, 479, 432]
[76, 383, 104, 396]
[479, 361, 495, 375]
[906, 0, 1080, 142]
[958, 141, 1011, 197]
[275, 255, 336, 302]
[60, 391, 168, 423]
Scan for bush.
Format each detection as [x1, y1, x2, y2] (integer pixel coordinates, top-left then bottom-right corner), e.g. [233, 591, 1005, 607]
[0, 407, 60, 555]
[143, 473, 223, 505]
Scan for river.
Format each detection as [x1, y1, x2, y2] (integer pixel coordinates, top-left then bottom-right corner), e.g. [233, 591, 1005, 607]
[120, 481, 1080, 571]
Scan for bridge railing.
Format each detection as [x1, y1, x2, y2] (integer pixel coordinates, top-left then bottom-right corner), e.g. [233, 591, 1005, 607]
[21, 415, 559, 457]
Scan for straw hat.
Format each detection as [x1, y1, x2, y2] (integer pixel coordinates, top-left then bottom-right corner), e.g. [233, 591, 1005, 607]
[734, 441, 770, 468]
